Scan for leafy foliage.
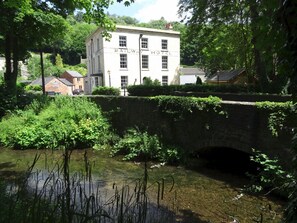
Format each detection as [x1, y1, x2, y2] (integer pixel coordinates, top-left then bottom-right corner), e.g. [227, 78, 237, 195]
[256, 101, 296, 137]
[153, 95, 222, 120]
[111, 128, 181, 164]
[178, 0, 289, 92]
[247, 149, 294, 195]
[0, 96, 111, 149]
[92, 86, 120, 96]
[142, 77, 161, 86]
[127, 84, 258, 96]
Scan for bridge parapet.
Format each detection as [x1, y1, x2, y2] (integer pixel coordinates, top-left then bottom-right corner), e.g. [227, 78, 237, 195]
[89, 96, 294, 167]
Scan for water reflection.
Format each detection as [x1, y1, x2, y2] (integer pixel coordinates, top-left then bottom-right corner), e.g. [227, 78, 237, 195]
[0, 148, 285, 223]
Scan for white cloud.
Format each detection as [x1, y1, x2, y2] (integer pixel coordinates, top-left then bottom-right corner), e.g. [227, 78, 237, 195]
[134, 0, 180, 22]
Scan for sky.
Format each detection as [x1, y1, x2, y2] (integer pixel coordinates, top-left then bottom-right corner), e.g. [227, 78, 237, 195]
[106, 0, 181, 23]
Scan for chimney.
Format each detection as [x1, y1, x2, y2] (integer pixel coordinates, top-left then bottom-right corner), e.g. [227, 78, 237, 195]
[165, 23, 173, 30]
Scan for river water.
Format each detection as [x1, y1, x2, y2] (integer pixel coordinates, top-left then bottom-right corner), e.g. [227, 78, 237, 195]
[0, 148, 284, 223]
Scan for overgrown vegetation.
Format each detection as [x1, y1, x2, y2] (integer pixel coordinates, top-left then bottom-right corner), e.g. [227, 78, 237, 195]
[110, 128, 181, 164]
[152, 95, 222, 120]
[248, 101, 297, 222]
[255, 101, 296, 137]
[0, 96, 111, 149]
[92, 86, 120, 96]
[127, 84, 261, 96]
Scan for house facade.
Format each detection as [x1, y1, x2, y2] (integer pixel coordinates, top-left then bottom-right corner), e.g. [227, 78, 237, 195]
[30, 77, 74, 95]
[85, 25, 180, 94]
[61, 70, 84, 93]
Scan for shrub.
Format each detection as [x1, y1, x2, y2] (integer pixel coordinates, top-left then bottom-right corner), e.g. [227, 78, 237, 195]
[111, 128, 181, 164]
[92, 86, 120, 96]
[143, 77, 161, 86]
[25, 85, 42, 92]
[127, 84, 258, 96]
[0, 96, 111, 149]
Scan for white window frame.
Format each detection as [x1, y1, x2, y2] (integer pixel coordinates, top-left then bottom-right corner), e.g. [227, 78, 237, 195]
[162, 56, 168, 69]
[119, 36, 127, 48]
[121, 76, 128, 89]
[161, 39, 168, 50]
[120, 54, 127, 69]
[98, 55, 100, 72]
[162, 76, 168, 86]
[141, 38, 148, 49]
[97, 38, 100, 51]
[142, 55, 149, 69]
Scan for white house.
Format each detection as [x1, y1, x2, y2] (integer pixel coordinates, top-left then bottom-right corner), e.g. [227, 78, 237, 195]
[179, 67, 206, 85]
[85, 25, 180, 94]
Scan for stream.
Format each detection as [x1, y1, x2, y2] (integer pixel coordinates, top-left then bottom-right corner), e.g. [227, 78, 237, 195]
[0, 148, 284, 223]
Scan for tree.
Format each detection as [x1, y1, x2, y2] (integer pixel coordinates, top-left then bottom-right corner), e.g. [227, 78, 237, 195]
[178, 0, 288, 92]
[0, 0, 134, 96]
[55, 54, 64, 68]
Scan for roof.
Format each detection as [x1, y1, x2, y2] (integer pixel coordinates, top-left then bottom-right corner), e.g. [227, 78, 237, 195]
[207, 69, 245, 82]
[86, 25, 180, 42]
[116, 25, 180, 35]
[64, 70, 83, 78]
[180, 67, 205, 76]
[30, 77, 73, 86]
[59, 78, 74, 86]
[30, 77, 55, 85]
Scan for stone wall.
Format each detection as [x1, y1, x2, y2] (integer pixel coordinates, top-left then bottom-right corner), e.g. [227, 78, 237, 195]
[89, 96, 294, 166]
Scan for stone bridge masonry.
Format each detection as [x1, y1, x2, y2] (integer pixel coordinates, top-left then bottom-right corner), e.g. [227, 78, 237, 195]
[90, 96, 294, 167]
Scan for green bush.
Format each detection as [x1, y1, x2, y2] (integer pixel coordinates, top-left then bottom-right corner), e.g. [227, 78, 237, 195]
[127, 84, 258, 96]
[92, 86, 120, 96]
[143, 77, 161, 86]
[25, 85, 42, 92]
[111, 128, 181, 164]
[0, 96, 111, 149]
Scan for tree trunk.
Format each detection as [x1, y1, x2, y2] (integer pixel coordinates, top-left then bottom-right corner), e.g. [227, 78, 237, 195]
[4, 32, 12, 86]
[4, 32, 18, 96]
[40, 51, 46, 95]
[249, 1, 270, 91]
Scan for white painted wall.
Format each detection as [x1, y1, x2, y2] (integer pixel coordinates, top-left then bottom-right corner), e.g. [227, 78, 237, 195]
[85, 25, 180, 95]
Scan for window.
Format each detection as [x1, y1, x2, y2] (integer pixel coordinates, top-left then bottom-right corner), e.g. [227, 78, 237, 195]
[141, 38, 148, 49]
[88, 46, 91, 56]
[162, 39, 168, 50]
[120, 54, 127, 68]
[121, 76, 128, 89]
[97, 38, 100, 51]
[77, 78, 80, 82]
[98, 55, 101, 71]
[162, 56, 168, 69]
[94, 77, 99, 87]
[119, 36, 127, 47]
[162, 76, 168, 86]
[142, 55, 149, 69]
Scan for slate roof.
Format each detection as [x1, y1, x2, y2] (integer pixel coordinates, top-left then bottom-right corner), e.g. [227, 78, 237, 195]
[64, 70, 83, 78]
[207, 68, 245, 82]
[30, 77, 73, 86]
[30, 77, 55, 85]
[59, 78, 74, 86]
[179, 67, 205, 76]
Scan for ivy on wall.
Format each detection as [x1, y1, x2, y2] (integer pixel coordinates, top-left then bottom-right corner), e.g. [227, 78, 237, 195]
[150, 96, 223, 120]
[255, 101, 296, 137]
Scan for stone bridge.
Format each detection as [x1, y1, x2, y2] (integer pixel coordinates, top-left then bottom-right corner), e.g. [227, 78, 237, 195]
[90, 96, 294, 167]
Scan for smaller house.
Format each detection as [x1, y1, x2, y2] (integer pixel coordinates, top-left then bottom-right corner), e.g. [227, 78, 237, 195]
[179, 67, 206, 85]
[30, 77, 74, 95]
[206, 68, 246, 84]
[61, 70, 84, 93]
